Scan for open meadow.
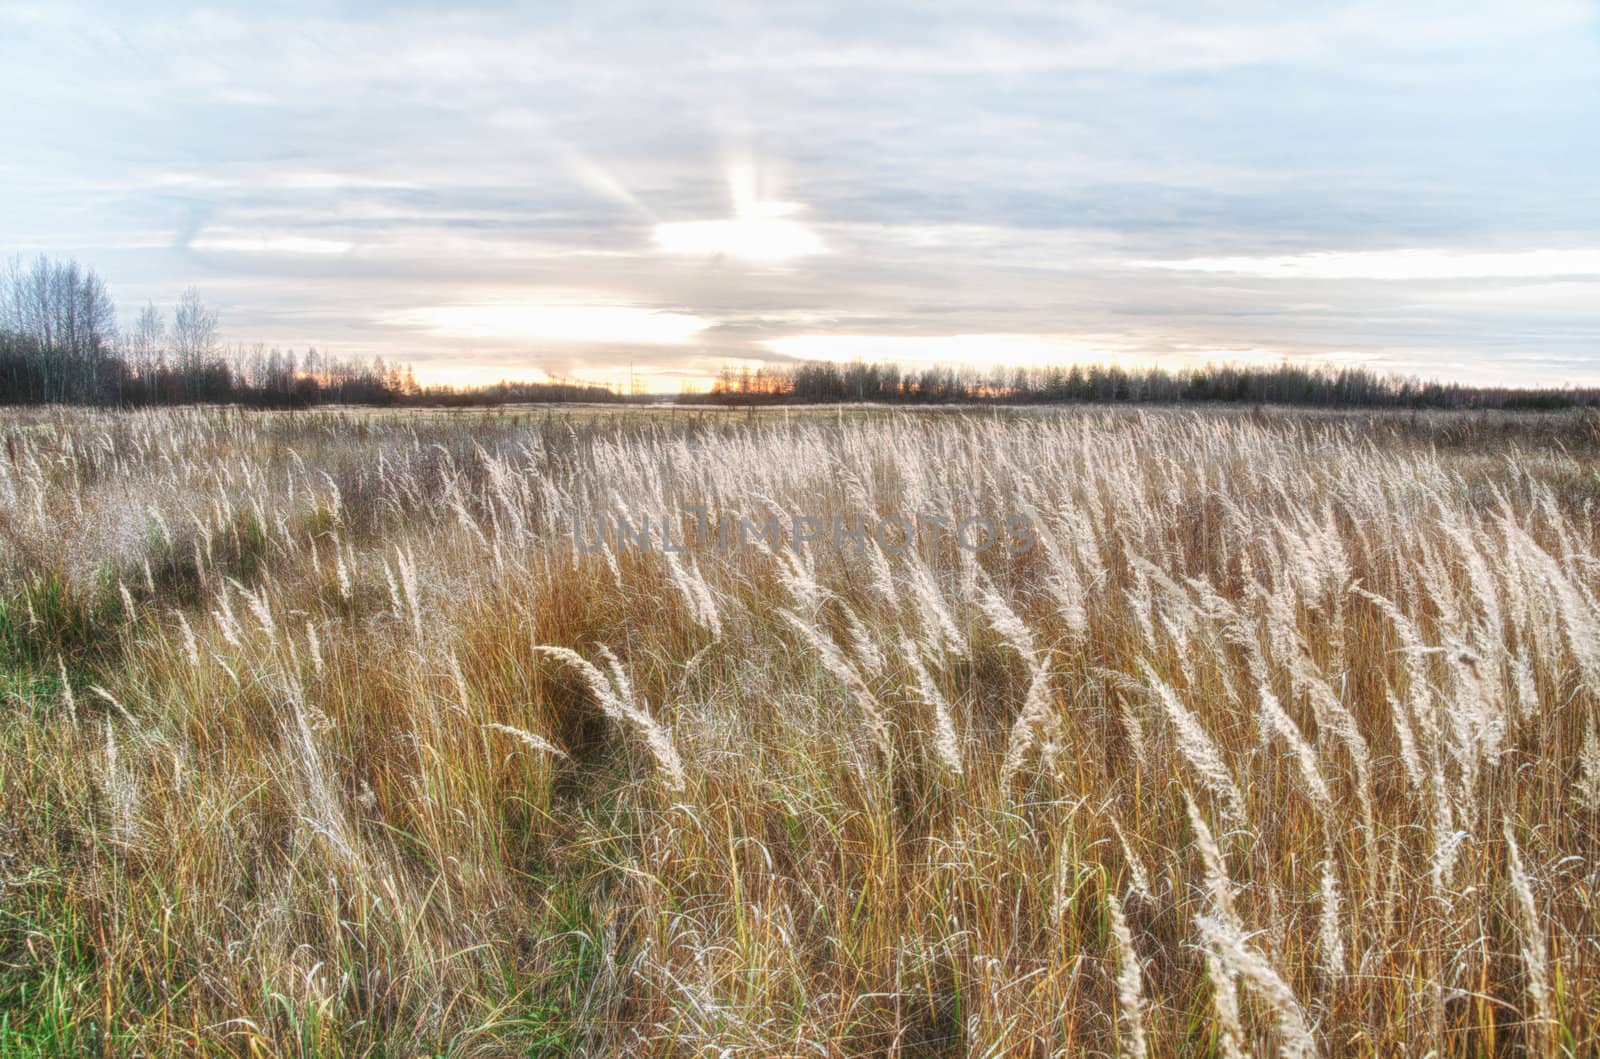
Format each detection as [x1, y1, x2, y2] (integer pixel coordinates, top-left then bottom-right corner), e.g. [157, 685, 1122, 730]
[2, 405, 1599, 1056]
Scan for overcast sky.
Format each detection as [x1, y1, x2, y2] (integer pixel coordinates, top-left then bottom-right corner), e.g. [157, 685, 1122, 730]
[2, 1, 1597, 390]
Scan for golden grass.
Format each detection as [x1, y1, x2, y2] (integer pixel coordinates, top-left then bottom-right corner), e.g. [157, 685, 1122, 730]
[0, 404, 1597, 1056]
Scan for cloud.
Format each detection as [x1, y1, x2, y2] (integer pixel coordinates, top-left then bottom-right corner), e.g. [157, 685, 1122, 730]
[2, 1, 1598, 387]
[190, 234, 355, 255]
[1135, 248, 1600, 281]
[386, 303, 713, 344]
[762, 333, 1126, 369]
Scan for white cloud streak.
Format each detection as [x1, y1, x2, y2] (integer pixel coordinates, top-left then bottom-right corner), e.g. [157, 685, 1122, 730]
[1137, 248, 1600, 281]
[386, 304, 712, 344]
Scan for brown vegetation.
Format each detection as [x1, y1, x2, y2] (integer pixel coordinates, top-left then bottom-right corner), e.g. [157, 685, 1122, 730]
[1, 405, 1597, 1055]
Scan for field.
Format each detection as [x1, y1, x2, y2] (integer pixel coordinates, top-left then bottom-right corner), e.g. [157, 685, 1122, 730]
[2, 404, 1599, 1056]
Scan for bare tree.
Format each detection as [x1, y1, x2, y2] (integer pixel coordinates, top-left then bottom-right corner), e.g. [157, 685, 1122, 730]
[131, 302, 166, 376]
[171, 287, 218, 397]
[0, 254, 116, 401]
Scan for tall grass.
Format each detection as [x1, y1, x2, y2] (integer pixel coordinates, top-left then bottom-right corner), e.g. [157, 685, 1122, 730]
[0, 404, 1597, 1055]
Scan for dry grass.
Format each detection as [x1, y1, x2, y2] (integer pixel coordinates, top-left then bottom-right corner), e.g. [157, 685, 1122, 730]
[1, 404, 1598, 1056]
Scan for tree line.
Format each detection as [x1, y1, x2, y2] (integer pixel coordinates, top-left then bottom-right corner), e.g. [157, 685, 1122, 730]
[699, 359, 1600, 410]
[6, 253, 1594, 412]
[0, 255, 618, 408]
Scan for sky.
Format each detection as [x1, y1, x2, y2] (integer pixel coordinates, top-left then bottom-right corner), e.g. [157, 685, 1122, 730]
[1, 1, 1597, 392]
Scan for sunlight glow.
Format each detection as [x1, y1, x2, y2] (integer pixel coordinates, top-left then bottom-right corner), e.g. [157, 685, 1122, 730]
[653, 162, 822, 261]
[411, 363, 555, 388]
[390, 304, 711, 344]
[415, 361, 715, 395]
[654, 215, 823, 260]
